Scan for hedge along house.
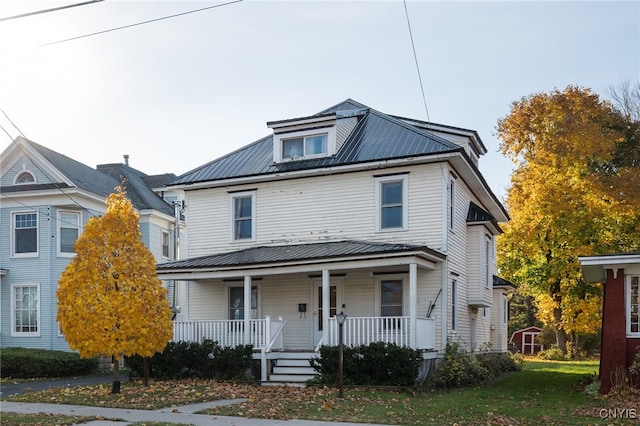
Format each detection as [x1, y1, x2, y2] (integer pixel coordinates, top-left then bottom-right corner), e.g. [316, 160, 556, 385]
[579, 252, 640, 393]
[0, 137, 184, 352]
[157, 99, 512, 384]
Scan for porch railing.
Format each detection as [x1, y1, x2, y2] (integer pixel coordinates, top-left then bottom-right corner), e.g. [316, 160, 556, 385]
[173, 319, 267, 348]
[324, 316, 436, 350]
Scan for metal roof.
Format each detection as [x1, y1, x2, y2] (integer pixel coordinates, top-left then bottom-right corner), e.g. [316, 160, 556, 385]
[157, 240, 444, 271]
[171, 99, 462, 185]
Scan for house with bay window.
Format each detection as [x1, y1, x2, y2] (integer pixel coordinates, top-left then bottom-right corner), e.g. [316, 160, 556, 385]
[0, 137, 183, 351]
[157, 99, 512, 384]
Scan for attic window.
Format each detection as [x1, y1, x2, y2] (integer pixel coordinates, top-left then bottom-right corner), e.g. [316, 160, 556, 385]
[282, 134, 327, 160]
[14, 171, 35, 185]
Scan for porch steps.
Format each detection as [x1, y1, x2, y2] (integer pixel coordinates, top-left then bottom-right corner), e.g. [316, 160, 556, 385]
[265, 352, 318, 386]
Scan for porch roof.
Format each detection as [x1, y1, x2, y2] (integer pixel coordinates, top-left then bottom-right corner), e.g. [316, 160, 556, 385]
[157, 240, 445, 279]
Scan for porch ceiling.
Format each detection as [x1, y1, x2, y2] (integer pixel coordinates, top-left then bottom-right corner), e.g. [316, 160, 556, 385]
[157, 240, 445, 280]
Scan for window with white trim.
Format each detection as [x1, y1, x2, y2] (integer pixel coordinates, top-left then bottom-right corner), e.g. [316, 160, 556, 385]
[380, 279, 403, 317]
[449, 175, 456, 230]
[162, 230, 170, 259]
[502, 295, 508, 325]
[451, 279, 458, 331]
[281, 133, 328, 160]
[12, 284, 40, 336]
[14, 170, 35, 184]
[230, 191, 256, 241]
[628, 275, 640, 336]
[375, 174, 408, 231]
[229, 286, 258, 320]
[485, 236, 492, 288]
[13, 211, 38, 256]
[58, 211, 80, 256]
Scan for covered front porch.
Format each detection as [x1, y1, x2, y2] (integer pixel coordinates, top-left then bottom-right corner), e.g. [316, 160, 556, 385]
[157, 241, 446, 383]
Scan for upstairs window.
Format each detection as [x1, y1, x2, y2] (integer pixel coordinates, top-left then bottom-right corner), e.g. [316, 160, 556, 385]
[230, 190, 256, 241]
[58, 211, 80, 256]
[162, 230, 170, 258]
[375, 174, 408, 231]
[449, 174, 457, 230]
[14, 170, 35, 185]
[281, 134, 328, 160]
[13, 212, 38, 256]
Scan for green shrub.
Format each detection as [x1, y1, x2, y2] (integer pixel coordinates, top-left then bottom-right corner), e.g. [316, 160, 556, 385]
[0, 347, 99, 378]
[537, 346, 569, 361]
[427, 342, 491, 388]
[310, 342, 421, 386]
[126, 340, 253, 380]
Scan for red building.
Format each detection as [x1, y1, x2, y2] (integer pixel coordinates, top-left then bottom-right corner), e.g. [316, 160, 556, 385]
[510, 326, 543, 355]
[579, 253, 640, 394]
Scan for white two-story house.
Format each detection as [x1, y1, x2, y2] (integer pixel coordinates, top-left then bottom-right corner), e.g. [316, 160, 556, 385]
[0, 137, 184, 351]
[157, 99, 512, 384]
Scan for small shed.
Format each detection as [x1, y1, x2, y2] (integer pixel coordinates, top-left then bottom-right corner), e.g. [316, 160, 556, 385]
[510, 326, 543, 354]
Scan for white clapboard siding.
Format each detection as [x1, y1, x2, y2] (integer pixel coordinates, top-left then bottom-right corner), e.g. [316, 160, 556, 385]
[185, 164, 448, 258]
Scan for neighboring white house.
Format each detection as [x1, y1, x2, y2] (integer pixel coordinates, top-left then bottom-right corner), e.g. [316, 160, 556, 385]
[0, 137, 184, 351]
[157, 99, 512, 383]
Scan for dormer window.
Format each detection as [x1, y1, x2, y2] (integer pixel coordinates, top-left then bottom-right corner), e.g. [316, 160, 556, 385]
[14, 170, 35, 185]
[268, 113, 338, 163]
[282, 133, 328, 160]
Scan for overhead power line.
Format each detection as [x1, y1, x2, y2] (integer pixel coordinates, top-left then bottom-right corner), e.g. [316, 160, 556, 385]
[42, 0, 244, 47]
[403, 0, 431, 124]
[0, 0, 104, 22]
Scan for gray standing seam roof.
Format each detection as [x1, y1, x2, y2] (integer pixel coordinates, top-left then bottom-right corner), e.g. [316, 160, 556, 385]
[157, 240, 445, 271]
[12, 138, 174, 216]
[171, 99, 463, 185]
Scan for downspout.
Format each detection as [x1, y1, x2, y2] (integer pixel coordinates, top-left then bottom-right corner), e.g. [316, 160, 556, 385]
[440, 259, 448, 352]
[48, 205, 53, 350]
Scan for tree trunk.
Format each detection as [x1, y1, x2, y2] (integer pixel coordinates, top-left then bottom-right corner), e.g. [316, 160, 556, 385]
[143, 357, 149, 386]
[553, 307, 568, 354]
[112, 355, 121, 394]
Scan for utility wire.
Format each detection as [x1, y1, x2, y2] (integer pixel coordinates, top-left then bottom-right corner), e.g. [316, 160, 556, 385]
[403, 0, 431, 124]
[1, 106, 26, 138]
[41, 0, 243, 46]
[0, 0, 104, 22]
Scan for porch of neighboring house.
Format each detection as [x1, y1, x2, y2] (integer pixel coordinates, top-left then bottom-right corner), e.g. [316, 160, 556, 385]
[158, 241, 446, 384]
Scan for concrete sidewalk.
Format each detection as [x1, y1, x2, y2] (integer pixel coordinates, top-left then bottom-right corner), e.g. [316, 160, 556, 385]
[1, 400, 392, 426]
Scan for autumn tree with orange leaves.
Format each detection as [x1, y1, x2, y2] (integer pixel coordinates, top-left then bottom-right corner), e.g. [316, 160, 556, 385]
[496, 86, 640, 354]
[57, 186, 173, 393]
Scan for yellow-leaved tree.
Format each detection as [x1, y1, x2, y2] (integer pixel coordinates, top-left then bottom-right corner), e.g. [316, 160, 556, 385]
[496, 86, 640, 354]
[57, 186, 173, 393]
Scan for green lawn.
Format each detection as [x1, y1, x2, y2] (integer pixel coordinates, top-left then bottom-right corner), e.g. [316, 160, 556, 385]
[3, 359, 639, 425]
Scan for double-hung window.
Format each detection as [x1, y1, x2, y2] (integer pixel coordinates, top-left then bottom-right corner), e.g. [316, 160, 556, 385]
[282, 134, 327, 160]
[12, 284, 40, 336]
[628, 275, 640, 336]
[162, 231, 170, 259]
[375, 174, 408, 231]
[449, 175, 457, 230]
[230, 191, 256, 241]
[13, 211, 38, 257]
[58, 211, 80, 256]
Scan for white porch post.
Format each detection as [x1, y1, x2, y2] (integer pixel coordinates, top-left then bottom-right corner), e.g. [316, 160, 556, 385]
[244, 275, 251, 344]
[409, 263, 417, 348]
[322, 269, 330, 343]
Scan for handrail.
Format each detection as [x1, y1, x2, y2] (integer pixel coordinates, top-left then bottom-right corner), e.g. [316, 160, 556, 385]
[314, 335, 324, 353]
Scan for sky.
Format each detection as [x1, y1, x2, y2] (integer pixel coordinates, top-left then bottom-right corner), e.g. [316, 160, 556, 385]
[1, 0, 638, 201]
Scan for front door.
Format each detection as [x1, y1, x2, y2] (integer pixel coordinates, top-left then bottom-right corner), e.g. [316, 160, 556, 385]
[313, 283, 337, 346]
